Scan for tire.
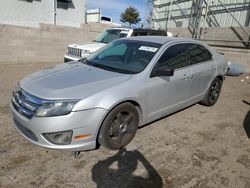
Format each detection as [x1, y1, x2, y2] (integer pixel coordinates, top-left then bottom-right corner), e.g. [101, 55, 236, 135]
[98, 102, 139, 150]
[201, 77, 223, 106]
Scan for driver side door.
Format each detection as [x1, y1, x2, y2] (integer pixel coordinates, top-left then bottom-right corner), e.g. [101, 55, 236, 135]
[146, 43, 193, 122]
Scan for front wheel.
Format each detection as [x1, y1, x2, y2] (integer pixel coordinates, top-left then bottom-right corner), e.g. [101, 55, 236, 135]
[98, 103, 139, 150]
[201, 78, 223, 106]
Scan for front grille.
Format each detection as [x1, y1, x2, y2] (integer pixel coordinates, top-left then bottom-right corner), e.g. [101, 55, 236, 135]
[67, 47, 81, 58]
[12, 89, 41, 119]
[14, 118, 38, 142]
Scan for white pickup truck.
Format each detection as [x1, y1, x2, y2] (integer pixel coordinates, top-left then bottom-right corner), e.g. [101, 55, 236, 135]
[64, 28, 173, 62]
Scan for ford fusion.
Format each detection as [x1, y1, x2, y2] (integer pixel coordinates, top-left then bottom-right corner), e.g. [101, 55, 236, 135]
[11, 36, 228, 151]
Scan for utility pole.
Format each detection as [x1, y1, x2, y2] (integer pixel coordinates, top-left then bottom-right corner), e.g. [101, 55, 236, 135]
[144, 0, 154, 28]
[54, 0, 57, 25]
[167, 0, 173, 29]
[189, 0, 204, 39]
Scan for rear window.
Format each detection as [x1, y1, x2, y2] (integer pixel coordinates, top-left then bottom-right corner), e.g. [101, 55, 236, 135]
[132, 30, 167, 36]
[101, 16, 111, 22]
[133, 31, 148, 36]
[149, 31, 167, 36]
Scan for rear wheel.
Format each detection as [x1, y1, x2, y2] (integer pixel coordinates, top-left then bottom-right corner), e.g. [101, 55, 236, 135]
[201, 78, 223, 106]
[98, 103, 139, 150]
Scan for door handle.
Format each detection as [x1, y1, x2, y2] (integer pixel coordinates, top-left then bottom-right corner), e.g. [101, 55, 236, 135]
[182, 74, 190, 80]
[211, 66, 216, 71]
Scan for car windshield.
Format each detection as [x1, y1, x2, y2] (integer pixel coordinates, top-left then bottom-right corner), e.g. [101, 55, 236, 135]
[94, 29, 129, 44]
[83, 40, 162, 74]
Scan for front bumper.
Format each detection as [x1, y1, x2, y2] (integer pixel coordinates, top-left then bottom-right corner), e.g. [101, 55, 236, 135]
[64, 55, 80, 63]
[11, 104, 107, 151]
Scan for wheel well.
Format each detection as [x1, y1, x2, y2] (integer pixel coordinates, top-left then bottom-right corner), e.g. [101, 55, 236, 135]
[95, 100, 142, 149]
[217, 75, 223, 81]
[126, 100, 141, 109]
[118, 100, 143, 129]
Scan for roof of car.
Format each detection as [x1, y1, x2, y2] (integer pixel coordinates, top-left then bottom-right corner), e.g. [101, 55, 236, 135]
[108, 27, 130, 30]
[109, 28, 167, 32]
[132, 28, 166, 32]
[118, 36, 197, 45]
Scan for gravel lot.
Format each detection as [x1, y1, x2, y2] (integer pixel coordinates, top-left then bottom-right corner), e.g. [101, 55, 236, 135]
[0, 62, 249, 188]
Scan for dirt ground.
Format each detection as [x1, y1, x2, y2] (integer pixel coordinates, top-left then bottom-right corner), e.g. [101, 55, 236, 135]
[0, 62, 249, 188]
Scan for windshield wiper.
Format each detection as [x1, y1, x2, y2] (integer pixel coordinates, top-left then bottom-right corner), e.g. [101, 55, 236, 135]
[91, 63, 116, 71]
[80, 59, 135, 74]
[79, 59, 111, 71]
[93, 63, 136, 74]
[79, 58, 91, 65]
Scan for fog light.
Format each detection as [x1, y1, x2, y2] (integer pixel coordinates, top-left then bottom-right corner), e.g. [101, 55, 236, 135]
[43, 130, 73, 145]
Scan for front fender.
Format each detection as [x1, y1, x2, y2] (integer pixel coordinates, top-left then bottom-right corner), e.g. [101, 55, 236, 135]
[73, 79, 147, 123]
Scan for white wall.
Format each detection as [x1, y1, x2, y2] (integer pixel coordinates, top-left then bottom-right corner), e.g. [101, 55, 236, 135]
[0, 0, 86, 28]
[56, 0, 86, 27]
[87, 9, 101, 23]
[0, 23, 110, 63]
[0, 0, 54, 28]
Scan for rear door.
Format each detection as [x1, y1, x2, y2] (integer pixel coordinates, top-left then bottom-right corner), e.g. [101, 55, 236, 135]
[187, 44, 215, 98]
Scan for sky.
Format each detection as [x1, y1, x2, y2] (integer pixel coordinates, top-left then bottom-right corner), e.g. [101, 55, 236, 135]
[87, 0, 145, 25]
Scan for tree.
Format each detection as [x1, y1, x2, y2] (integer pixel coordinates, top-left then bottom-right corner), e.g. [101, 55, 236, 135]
[120, 6, 141, 27]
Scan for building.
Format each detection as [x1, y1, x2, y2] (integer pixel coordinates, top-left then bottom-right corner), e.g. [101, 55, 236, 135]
[152, 0, 250, 29]
[0, 0, 86, 28]
[87, 8, 113, 24]
[87, 8, 102, 23]
[87, 8, 122, 26]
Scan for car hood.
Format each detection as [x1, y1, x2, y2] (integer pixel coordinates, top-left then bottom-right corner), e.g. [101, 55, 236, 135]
[20, 62, 132, 100]
[68, 42, 106, 52]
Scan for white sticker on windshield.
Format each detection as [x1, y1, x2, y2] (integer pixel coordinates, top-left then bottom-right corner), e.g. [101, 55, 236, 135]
[120, 31, 129, 34]
[139, 46, 158, 52]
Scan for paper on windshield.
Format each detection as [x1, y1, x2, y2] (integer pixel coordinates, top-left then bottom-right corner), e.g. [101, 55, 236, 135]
[139, 46, 158, 52]
[120, 31, 129, 34]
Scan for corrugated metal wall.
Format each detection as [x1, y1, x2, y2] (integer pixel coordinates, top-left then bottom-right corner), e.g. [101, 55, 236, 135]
[153, 0, 250, 29]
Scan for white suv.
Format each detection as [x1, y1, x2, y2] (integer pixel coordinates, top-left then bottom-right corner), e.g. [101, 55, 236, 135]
[64, 28, 173, 62]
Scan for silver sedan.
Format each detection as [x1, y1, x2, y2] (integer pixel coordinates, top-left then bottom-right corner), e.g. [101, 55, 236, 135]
[11, 36, 228, 151]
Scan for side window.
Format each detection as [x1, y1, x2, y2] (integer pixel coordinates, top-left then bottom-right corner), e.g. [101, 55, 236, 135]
[188, 44, 212, 64]
[157, 44, 190, 70]
[133, 31, 148, 36]
[149, 31, 167, 36]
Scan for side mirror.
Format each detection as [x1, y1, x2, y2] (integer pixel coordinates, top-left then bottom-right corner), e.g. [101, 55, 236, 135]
[151, 66, 174, 77]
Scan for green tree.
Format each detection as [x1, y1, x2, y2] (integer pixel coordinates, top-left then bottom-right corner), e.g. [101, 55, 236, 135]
[120, 6, 141, 27]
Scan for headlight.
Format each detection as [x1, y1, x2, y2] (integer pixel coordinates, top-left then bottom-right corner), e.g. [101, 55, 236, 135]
[81, 49, 91, 57]
[13, 83, 21, 94]
[36, 101, 78, 117]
